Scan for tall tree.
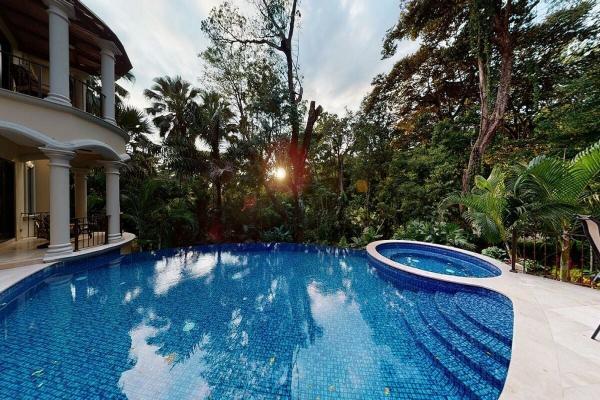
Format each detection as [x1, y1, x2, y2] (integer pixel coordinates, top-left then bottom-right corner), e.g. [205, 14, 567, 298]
[202, 0, 323, 240]
[381, 0, 537, 192]
[144, 76, 202, 179]
[194, 91, 235, 223]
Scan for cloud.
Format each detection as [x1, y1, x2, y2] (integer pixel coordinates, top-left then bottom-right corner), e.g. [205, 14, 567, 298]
[84, 0, 417, 116]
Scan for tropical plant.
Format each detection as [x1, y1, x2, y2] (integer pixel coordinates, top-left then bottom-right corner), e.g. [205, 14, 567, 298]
[121, 178, 197, 250]
[262, 226, 293, 243]
[350, 226, 383, 248]
[392, 220, 475, 250]
[445, 141, 600, 278]
[144, 76, 202, 179]
[194, 91, 236, 222]
[481, 246, 508, 261]
[513, 140, 600, 280]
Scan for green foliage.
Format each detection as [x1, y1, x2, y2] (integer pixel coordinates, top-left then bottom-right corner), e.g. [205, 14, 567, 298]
[121, 178, 198, 250]
[262, 226, 293, 243]
[392, 220, 475, 250]
[350, 226, 383, 249]
[569, 268, 583, 283]
[481, 246, 508, 261]
[110, 1, 598, 254]
[443, 168, 509, 245]
[521, 259, 543, 274]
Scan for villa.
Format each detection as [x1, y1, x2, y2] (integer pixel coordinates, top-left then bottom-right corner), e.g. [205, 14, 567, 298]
[0, 1, 598, 400]
[0, 0, 133, 265]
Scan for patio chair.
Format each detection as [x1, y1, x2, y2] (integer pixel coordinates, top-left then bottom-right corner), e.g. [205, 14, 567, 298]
[578, 215, 600, 340]
[34, 214, 50, 241]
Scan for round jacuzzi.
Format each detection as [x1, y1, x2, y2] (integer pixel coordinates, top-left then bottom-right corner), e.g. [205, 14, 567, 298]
[373, 242, 502, 278]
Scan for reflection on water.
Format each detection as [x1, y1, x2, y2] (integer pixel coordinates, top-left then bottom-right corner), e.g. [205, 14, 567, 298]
[0, 245, 512, 399]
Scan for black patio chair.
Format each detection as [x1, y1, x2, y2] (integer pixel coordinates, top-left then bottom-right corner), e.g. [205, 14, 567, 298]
[578, 216, 600, 340]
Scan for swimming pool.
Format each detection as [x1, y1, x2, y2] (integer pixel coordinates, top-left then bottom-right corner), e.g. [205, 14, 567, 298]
[0, 244, 513, 399]
[375, 242, 502, 278]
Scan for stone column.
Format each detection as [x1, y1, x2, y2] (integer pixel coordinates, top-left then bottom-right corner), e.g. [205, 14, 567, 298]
[42, 148, 74, 258]
[73, 168, 88, 219]
[44, 0, 74, 106]
[14, 161, 25, 240]
[100, 47, 116, 124]
[102, 161, 121, 243]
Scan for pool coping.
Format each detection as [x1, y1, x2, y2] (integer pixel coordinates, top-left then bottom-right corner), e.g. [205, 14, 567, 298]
[367, 240, 600, 400]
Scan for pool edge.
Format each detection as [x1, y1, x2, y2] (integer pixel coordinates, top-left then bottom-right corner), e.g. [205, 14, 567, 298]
[367, 240, 572, 400]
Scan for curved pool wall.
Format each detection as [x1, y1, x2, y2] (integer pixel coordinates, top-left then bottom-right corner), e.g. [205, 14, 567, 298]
[0, 243, 513, 400]
[375, 241, 503, 278]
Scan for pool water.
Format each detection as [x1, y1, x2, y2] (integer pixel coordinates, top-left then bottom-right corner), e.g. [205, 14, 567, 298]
[377, 243, 502, 278]
[0, 244, 513, 399]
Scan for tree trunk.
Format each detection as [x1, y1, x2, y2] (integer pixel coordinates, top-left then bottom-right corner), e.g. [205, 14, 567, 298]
[510, 230, 517, 272]
[559, 230, 571, 282]
[215, 179, 222, 221]
[462, 1, 514, 192]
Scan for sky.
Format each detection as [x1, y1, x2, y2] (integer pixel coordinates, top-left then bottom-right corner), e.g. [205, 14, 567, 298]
[84, 0, 418, 115]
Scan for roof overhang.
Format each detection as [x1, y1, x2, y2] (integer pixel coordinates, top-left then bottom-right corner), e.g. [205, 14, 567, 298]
[0, 0, 132, 77]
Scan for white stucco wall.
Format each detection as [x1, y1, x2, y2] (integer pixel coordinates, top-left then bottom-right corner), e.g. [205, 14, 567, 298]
[0, 90, 127, 155]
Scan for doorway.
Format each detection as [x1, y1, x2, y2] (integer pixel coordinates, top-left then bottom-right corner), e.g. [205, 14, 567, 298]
[0, 158, 15, 241]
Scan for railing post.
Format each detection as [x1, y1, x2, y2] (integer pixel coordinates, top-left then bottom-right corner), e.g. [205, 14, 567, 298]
[73, 218, 79, 252]
[510, 230, 518, 273]
[104, 215, 109, 245]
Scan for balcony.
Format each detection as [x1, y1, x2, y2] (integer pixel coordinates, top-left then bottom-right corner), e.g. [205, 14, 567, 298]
[0, 49, 105, 119]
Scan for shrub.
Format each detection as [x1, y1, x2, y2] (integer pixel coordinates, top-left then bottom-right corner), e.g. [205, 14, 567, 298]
[569, 268, 583, 283]
[262, 226, 292, 243]
[393, 220, 475, 250]
[481, 246, 507, 261]
[338, 236, 349, 248]
[350, 226, 382, 248]
[521, 259, 543, 273]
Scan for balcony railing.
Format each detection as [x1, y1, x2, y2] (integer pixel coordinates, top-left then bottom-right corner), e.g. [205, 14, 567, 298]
[72, 215, 110, 251]
[0, 50, 105, 119]
[20, 212, 122, 252]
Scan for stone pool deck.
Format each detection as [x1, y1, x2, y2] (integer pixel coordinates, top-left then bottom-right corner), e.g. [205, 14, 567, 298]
[368, 240, 600, 400]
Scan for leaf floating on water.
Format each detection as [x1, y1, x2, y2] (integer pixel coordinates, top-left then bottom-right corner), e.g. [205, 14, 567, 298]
[183, 321, 195, 332]
[165, 353, 177, 365]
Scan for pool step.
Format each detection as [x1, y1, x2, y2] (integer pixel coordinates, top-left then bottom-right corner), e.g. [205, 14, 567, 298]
[434, 291, 511, 365]
[454, 292, 513, 346]
[399, 290, 500, 400]
[414, 291, 507, 387]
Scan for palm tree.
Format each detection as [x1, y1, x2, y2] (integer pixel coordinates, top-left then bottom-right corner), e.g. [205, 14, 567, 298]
[144, 76, 198, 140]
[194, 91, 235, 223]
[513, 141, 600, 280]
[445, 140, 600, 279]
[144, 76, 202, 179]
[122, 178, 197, 250]
[443, 168, 524, 270]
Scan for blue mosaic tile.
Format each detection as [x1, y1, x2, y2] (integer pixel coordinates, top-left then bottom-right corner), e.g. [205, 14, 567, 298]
[0, 244, 513, 399]
[376, 242, 502, 277]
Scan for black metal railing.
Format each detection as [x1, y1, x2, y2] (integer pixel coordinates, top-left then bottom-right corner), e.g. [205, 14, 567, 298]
[0, 49, 105, 119]
[20, 212, 121, 252]
[72, 214, 110, 251]
[513, 224, 598, 287]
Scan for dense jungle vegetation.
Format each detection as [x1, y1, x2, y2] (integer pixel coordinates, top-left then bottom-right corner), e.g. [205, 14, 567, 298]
[88, 0, 599, 280]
